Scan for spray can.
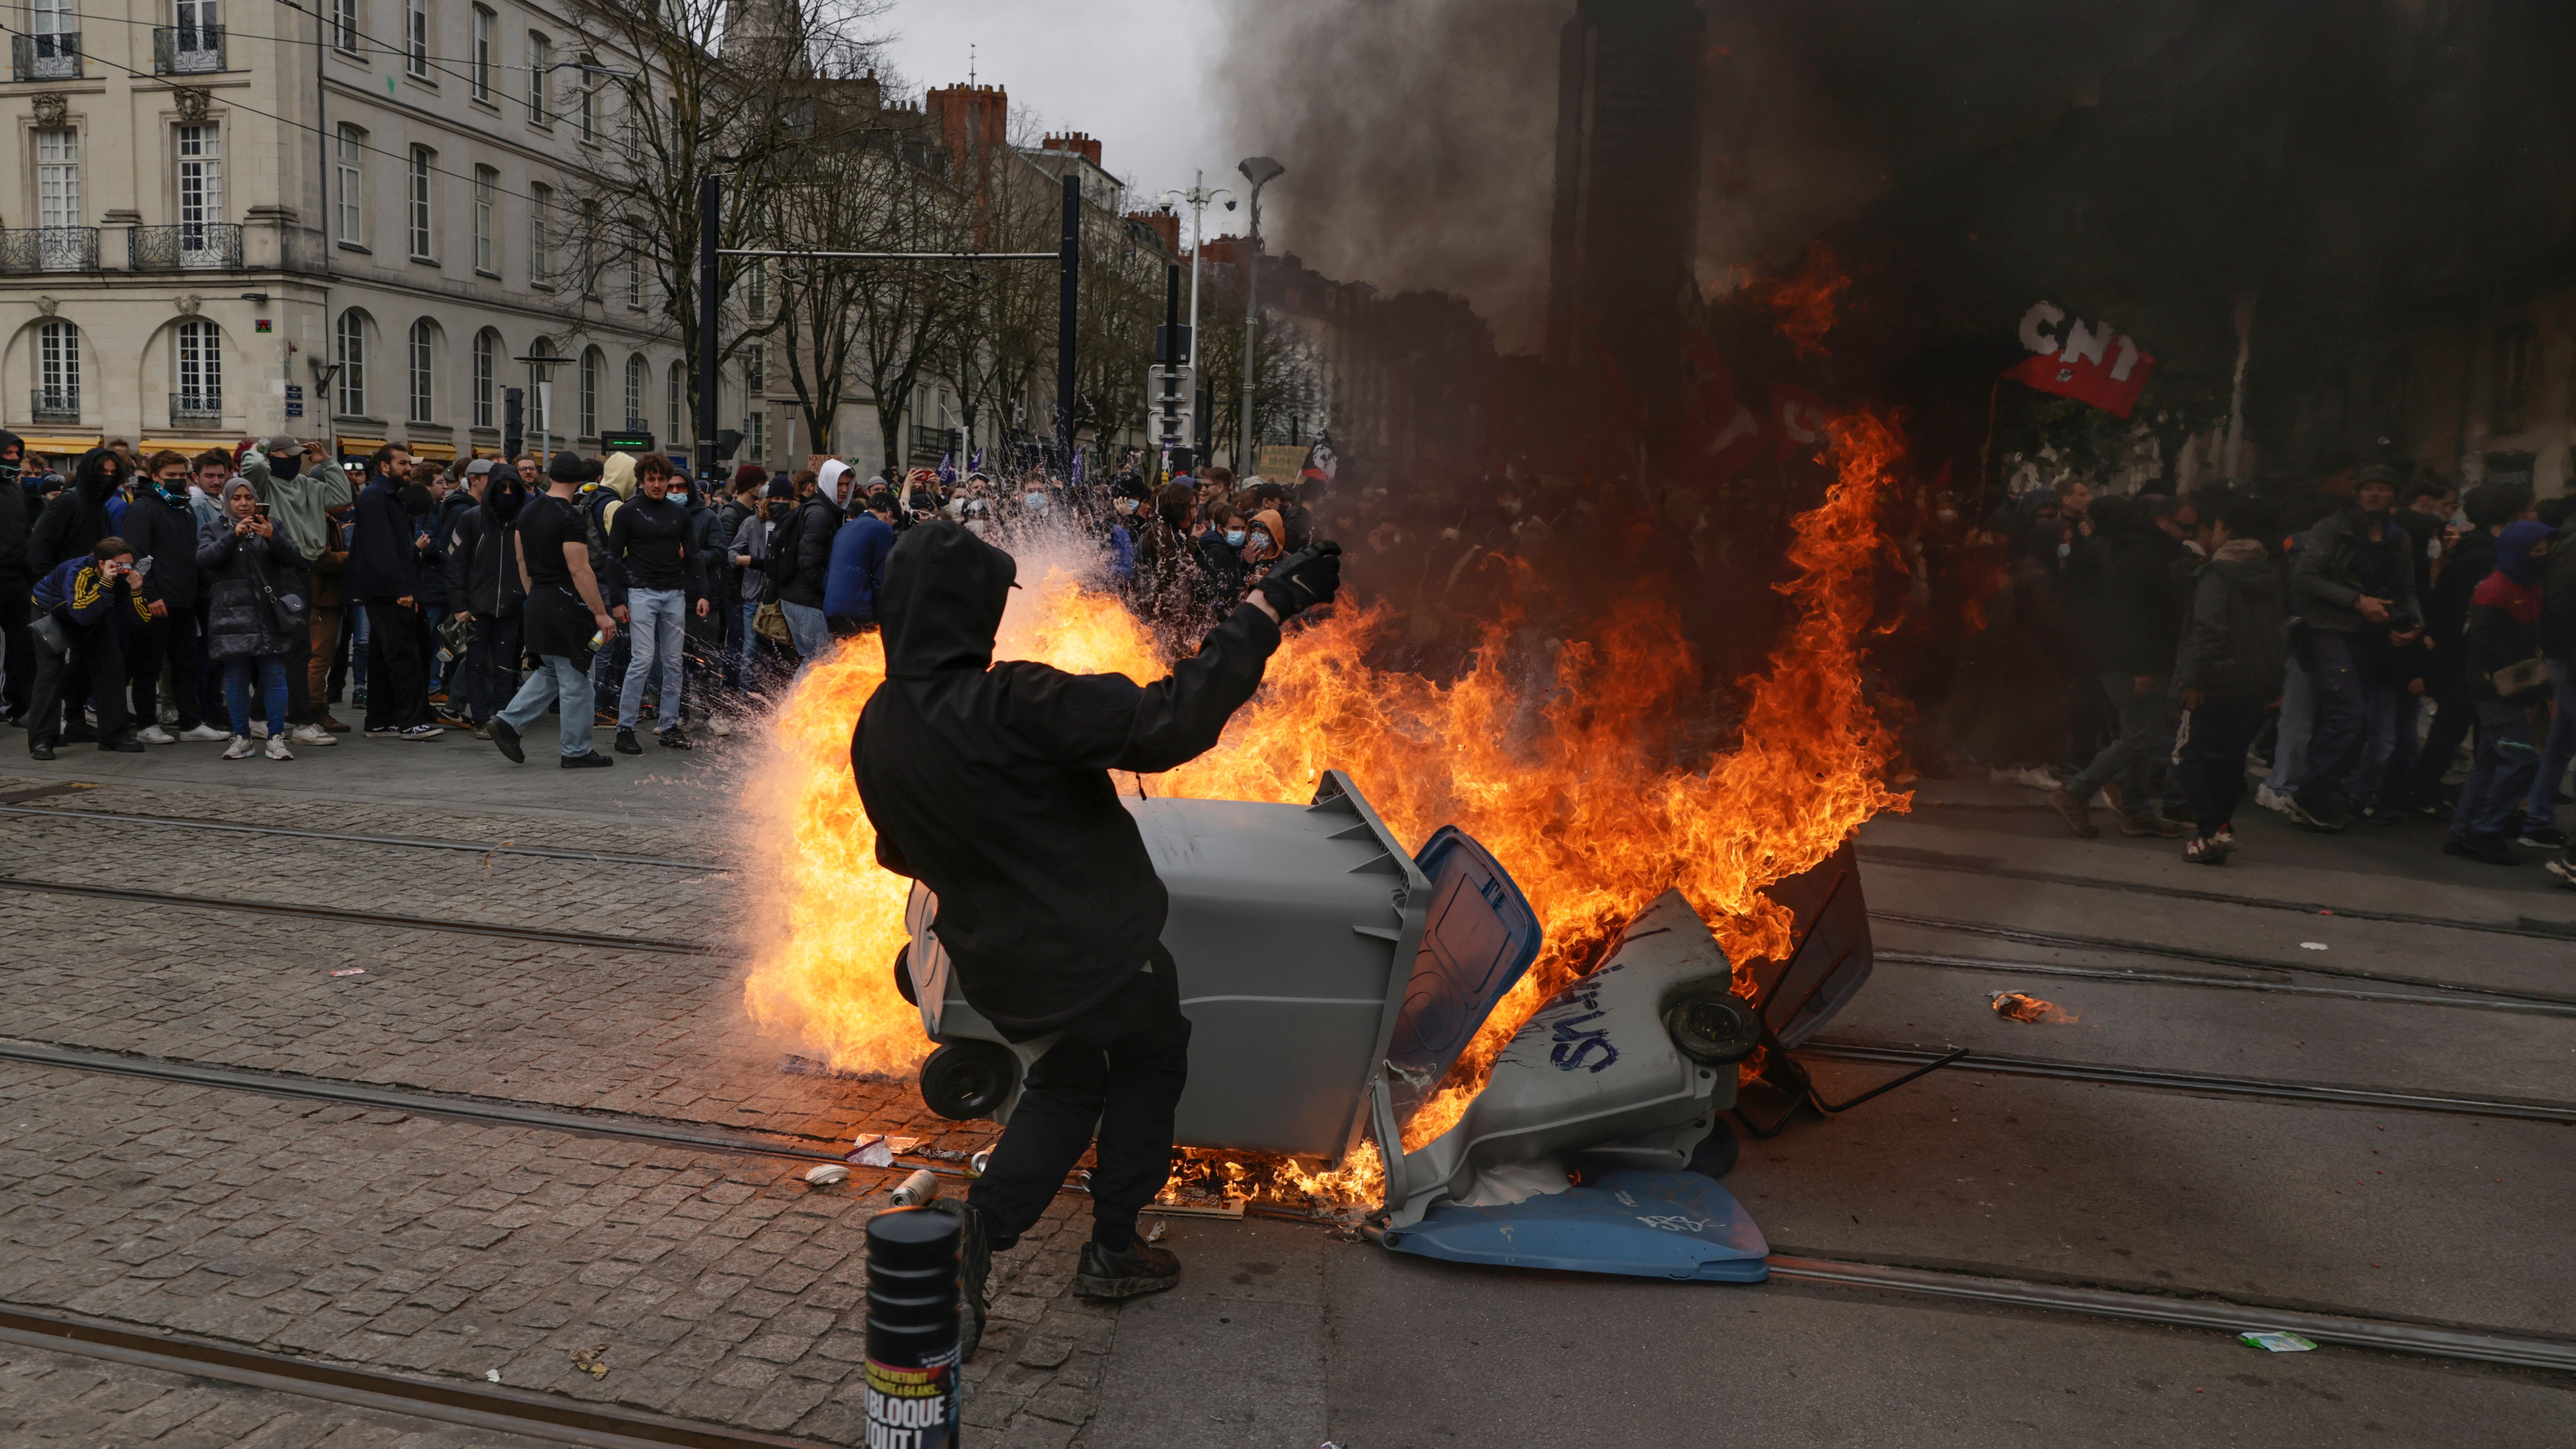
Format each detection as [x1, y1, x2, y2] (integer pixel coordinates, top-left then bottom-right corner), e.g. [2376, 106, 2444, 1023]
[889, 1169, 940, 1207]
[864, 1206, 960, 1448]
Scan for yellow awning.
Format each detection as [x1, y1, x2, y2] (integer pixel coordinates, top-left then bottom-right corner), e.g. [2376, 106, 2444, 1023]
[139, 439, 224, 458]
[336, 435, 387, 457]
[17, 435, 102, 457]
[405, 440, 457, 460]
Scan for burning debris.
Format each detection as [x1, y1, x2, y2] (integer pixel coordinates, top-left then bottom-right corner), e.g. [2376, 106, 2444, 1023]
[1989, 991, 2079, 1025]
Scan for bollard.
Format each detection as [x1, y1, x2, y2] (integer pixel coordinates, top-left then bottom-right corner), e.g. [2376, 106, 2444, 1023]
[865, 1206, 962, 1448]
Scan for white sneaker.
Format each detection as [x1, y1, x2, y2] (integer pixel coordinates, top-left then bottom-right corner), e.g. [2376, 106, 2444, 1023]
[222, 735, 258, 760]
[398, 724, 446, 741]
[179, 723, 230, 743]
[135, 725, 177, 745]
[291, 723, 337, 747]
[2255, 784, 2294, 816]
[264, 735, 295, 761]
[249, 719, 270, 739]
[2011, 765, 2063, 791]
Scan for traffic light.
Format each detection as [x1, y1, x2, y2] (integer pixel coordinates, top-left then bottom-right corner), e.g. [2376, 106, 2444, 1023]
[1148, 364, 1195, 452]
[502, 387, 525, 462]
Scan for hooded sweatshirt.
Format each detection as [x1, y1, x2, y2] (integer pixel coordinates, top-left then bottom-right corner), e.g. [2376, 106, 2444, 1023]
[28, 448, 128, 568]
[2172, 538, 2286, 700]
[238, 449, 353, 561]
[852, 522, 1283, 1034]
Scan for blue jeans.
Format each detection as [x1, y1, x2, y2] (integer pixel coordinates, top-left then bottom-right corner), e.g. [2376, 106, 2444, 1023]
[498, 653, 596, 758]
[2451, 696, 2539, 844]
[221, 654, 288, 738]
[2300, 630, 2383, 810]
[736, 600, 761, 696]
[2524, 660, 2576, 829]
[2264, 657, 2312, 795]
[422, 604, 450, 692]
[780, 600, 830, 661]
[2065, 672, 2177, 812]
[618, 588, 686, 731]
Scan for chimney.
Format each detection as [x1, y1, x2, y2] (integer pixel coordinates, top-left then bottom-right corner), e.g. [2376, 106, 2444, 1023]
[1042, 131, 1104, 168]
[1127, 208, 1180, 254]
[924, 83, 1008, 178]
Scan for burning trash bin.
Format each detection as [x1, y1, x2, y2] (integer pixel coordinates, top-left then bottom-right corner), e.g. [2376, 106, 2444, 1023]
[898, 768, 1875, 1282]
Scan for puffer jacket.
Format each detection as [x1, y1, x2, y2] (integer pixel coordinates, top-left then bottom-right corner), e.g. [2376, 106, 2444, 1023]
[2172, 539, 2287, 701]
[444, 497, 525, 619]
[197, 516, 310, 660]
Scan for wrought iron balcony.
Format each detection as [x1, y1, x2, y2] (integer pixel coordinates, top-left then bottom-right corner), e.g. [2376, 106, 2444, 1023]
[171, 392, 223, 424]
[0, 227, 100, 274]
[131, 222, 243, 271]
[11, 31, 81, 81]
[152, 23, 226, 74]
[31, 390, 80, 424]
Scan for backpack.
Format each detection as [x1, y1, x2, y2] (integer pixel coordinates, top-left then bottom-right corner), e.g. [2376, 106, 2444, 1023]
[764, 504, 805, 592]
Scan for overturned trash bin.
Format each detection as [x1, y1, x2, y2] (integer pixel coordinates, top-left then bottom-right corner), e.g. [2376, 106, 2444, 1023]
[897, 769, 1875, 1282]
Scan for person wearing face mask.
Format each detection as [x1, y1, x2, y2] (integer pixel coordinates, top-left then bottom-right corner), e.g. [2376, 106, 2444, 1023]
[445, 461, 527, 737]
[121, 451, 225, 744]
[237, 436, 352, 746]
[198, 478, 308, 760]
[1197, 507, 1249, 620]
[1241, 508, 1288, 592]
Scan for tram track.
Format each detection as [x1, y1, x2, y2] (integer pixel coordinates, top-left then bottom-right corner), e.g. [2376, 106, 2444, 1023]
[0, 877, 712, 955]
[1874, 950, 2576, 1017]
[0, 802, 724, 872]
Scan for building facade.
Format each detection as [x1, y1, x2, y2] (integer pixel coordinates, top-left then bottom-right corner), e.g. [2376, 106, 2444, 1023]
[0, 0, 683, 466]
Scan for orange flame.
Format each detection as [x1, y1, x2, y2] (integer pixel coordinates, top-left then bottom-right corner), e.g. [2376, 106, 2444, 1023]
[740, 413, 1914, 1204]
[1751, 242, 1853, 361]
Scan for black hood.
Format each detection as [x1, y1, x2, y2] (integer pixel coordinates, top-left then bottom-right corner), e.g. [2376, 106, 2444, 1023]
[72, 447, 125, 496]
[879, 520, 1014, 679]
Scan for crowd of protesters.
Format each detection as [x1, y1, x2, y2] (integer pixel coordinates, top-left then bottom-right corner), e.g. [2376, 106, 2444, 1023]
[1938, 455, 2576, 888]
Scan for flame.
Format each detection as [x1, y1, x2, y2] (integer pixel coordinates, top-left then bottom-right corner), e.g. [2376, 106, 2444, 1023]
[1749, 242, 1852, 360]
[740, 412, 1914, 1206]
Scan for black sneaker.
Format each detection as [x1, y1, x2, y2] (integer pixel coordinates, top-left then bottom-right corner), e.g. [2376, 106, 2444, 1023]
[488, 715, 525, 764]
[99, 739, 146, 754]
[657, 727, 692, 750]
[2442, 834, 2516, 866]
[1074, 1237, 1182, 1301]
[28, 743, 54, 761]
[614, 727, 644, 755]
[2517, 825, 2569, 850]
[561, 750, 614, 769]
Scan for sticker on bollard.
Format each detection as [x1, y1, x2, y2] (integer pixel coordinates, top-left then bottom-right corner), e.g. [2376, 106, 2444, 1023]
[865, 1205, 962, 1448]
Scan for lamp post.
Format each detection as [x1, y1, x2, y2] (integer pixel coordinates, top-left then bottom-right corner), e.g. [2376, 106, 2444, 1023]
[1235, 156, 1284, 474]
[1158, 171, 1234, 376]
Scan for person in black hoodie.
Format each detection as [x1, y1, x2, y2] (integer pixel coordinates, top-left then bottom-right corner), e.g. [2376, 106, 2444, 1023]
[445, 461, 527, 733]
[28, 446, 129, 571]
[122, 450, 224, 743]
[2172, 500, 2287, 864]
[2050, 496, 2191, 838]
[854, 521, 1341, 1352]
[771, 463, 843, 663]
[2403, 482, 2527, 813]
[345, 444, 439, 738]
[0, 430, 31, 723]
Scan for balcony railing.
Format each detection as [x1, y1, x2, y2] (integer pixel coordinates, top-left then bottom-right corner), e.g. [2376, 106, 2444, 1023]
[152, 23, 225, 74]
[11, 31, 81, 81]
[31, 390, 80, 424]
[0, 227, 100, 274]
[170, 392, 223, 424]
[132, 222, 243, 271]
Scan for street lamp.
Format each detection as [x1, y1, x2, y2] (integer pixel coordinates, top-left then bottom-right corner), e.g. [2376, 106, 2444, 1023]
[1236, 156, 1284, 475]
[1158, 171, 1235, 377]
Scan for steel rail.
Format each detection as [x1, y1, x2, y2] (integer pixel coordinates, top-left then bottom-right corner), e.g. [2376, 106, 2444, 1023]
[1873, 910, 2576, 1007]
[1860, 843, 2576, 942]
[0, 878, 712, 955]
[1795, 1039, 2576, 1123]
[0, 804, 726, 872]
[0, 1302, 838, 1449]
[1874, 950, 2576, 1017]
[1762, 1256, 2576, 1373]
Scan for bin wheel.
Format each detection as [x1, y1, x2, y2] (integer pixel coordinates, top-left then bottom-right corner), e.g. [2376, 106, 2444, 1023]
[892, 944, 917, 1007]
[920, 1042, 1016, 1121]
[1664, 989, 1761, 1066]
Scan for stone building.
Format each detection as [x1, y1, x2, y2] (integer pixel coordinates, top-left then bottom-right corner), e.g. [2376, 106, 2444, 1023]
[0, 1, 682, 467]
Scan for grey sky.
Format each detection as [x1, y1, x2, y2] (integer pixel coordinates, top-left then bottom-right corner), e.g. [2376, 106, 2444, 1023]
[875, 0, 1246, 230]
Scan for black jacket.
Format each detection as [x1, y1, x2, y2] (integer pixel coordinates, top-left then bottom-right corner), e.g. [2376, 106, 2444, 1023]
[776, 494, 842, 609]
[0, 449, 26, 585]
[28, 448, 123, 569]
[197, 524, 308, 659]
[853, 522, 1281, 1034]
[2172, 539, 2287, 701]
[123, 488, 204, 609]
[2292, 506, 2422, 634]
[417, 492, 473, 610]
[445, 500, 525, 619]
[345, 474, 420, 602]
[2089, 526, 2186, 676]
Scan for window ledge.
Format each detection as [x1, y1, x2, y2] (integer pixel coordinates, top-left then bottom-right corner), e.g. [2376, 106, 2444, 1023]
[469, 94, 499, 112]
[475, 267, 501, 281]
[410, 253, 440, 267]
[337, 240, 372, 254]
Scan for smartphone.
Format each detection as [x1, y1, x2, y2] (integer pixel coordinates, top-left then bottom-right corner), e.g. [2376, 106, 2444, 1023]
[254, 502, 272, 516]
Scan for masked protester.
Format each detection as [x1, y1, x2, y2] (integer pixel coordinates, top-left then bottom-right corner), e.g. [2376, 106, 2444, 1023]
[26, 538, 154, 758]
[854, 522, 1342, 1359]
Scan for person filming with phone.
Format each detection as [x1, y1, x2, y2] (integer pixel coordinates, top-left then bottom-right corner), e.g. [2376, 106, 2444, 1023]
[853, 519, 1342, 1358]
[24, 537, 154, 759]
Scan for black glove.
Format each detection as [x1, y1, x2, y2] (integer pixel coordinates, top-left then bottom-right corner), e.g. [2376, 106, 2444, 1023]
[1255, 540, 1343, 619]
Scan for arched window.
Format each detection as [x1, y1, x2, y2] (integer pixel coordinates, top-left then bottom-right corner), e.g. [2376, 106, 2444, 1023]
[35, 319, 80, 420]
[472, 328, 499, 428]
[579, 345, 603, 438]
[175, 318, 221, 420]
[624, 354, 647, 433]
[407, 319, 436, 423]
[526, 337, 555, 433]
[667, 359, 685, 446]
[335, 309, 368, 416]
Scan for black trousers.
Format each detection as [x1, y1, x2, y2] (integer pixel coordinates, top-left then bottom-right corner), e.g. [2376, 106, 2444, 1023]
[2177, 696, 2268, 837]
[126, 605, 208, 731]
[967, 950, 1192, 1248]
[281, 568, 316, 725]
[361, 598, 430, 730]
[27, 615, 128, 750]
[0, 580, 30, 718]
[461, 614, 522, 723]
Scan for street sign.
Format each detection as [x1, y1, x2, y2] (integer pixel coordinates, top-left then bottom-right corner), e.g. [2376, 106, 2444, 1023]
[1148, 364, 1195, 449]
[285, 382, 303, 419]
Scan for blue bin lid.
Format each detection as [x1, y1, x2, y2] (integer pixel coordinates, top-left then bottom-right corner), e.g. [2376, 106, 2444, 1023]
[1384, 826, 1544, 1128]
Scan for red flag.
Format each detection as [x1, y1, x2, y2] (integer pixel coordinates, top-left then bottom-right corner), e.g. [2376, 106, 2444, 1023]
[1771, 382, 1833, 461]
[2002, 302, 2156, 417]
